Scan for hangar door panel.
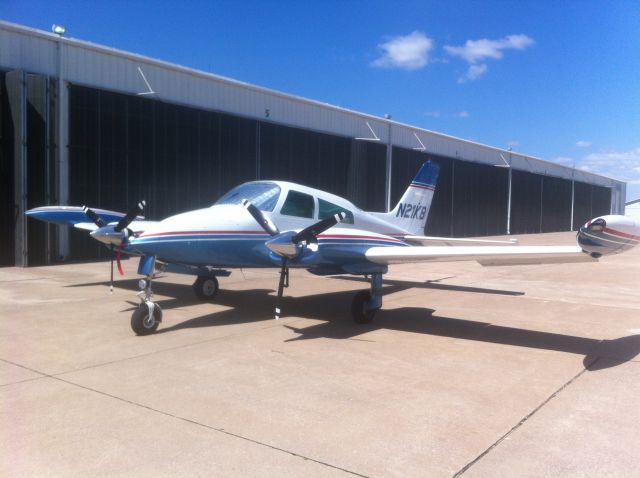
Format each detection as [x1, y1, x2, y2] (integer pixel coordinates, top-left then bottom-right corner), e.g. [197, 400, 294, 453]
[510, 170, 542, 234]
[0, 73, 15, 266]
[540, 176, 572, 232]
[452, 160, 508, 237]
[592, 186, 611, 218]
[347, 139, 386, 212]
[259, 123, 351, 199]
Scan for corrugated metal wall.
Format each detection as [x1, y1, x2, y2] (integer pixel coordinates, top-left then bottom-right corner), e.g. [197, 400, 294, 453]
[0, 73, 14, 266]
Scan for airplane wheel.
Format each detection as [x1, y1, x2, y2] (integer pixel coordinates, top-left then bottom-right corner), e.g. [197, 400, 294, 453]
[352, 290, 376, 324]
[193, 276, 219, 301]
[131, 303, 162, 335]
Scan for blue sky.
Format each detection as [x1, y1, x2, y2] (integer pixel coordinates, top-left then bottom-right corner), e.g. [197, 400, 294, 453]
[5, 1, 640, 199]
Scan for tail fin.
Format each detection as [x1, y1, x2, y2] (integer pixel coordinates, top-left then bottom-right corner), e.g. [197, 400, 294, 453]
[382, 160, 440, 235]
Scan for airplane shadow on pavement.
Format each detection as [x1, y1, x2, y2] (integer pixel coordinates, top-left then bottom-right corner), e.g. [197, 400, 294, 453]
[68, 277, 639, 371]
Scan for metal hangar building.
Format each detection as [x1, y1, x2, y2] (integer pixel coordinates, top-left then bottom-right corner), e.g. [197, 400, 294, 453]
[0, 21, 626, 267]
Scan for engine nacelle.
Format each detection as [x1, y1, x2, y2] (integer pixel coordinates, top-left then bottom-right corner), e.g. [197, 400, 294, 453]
[577, 215, 640, 257]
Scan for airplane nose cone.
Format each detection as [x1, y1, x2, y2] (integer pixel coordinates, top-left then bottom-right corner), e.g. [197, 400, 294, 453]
[90, 226, 126, 246]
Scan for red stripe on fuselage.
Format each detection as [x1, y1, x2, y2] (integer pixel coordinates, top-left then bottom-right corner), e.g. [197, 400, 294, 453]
[140, 230, 267, 238]
[603, 227, 640, 241]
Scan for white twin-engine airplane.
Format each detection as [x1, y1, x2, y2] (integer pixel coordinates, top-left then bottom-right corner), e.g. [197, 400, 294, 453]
[26, 161, 640, 335]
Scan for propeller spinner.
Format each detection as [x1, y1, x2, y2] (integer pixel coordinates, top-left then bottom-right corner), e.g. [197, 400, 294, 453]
[83, 201, 146, 294]
[242, 198, 345, 319]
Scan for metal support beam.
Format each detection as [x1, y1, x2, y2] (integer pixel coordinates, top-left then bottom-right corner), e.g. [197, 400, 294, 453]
[7, 70, 27, 266]
[55, 37, 70, 260]
[384, 120, 392, 212]
[506, 167, 512, 235]
[570, 180, 575, 231]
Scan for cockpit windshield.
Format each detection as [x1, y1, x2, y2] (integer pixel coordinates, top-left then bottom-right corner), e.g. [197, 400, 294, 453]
[214, 182, 281, 211]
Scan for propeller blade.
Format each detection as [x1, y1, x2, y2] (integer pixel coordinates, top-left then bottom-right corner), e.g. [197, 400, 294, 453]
[292, 212, 346, 244]
[115, 200, 146, 233]
[242, 199, 279, 236]
[275, 259, 288, 320]
[82, 205, 106, 227]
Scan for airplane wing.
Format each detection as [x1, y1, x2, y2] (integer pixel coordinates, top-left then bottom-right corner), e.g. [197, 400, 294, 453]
[366, 245, 595, 266]
[26, 206, 158, 234]
[26, 206, 139, 226]
[401, 235, 519, 246]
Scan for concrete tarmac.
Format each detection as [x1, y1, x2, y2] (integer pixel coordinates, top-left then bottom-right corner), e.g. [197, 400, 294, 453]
[1, 231, 639, 477]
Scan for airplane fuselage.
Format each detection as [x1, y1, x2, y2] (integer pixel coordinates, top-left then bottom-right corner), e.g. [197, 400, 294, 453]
[126, 181, 410, 274]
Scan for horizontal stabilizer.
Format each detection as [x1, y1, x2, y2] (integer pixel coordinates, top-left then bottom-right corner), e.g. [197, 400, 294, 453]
[365, 245, 596, 266]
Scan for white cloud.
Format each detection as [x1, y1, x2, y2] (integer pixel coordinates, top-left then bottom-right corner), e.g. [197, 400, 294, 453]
[371, 31, 434, 70]
[507, 140, 520, 149]
[552, 148, 640, 200]
[424, 111, 441, 118]
[575, 140, 592, 148]
[569, 148, 640, 189]
[445, 34, 534, 82]
[445, 34, 534, 63]
[453, 111, 469, 118]
[459, 64, 488, 82]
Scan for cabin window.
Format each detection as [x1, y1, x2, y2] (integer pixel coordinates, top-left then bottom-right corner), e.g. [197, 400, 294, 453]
[281, 190, 315, 218]
[318, 199, 354, 224]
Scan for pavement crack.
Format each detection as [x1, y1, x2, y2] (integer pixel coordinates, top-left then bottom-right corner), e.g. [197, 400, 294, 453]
[452, 357, 600, 477]
[50, 375, 369, 478]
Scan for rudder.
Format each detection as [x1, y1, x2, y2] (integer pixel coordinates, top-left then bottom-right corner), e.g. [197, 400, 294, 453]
[384, 160, 440, 235]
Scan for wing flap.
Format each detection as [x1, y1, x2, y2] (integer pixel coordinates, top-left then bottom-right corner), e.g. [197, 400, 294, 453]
[366, 245, 595, 266]
[403, 235, 519, 246]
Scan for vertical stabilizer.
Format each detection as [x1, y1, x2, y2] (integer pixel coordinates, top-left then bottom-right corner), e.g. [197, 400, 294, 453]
[378, 161, 440, 235]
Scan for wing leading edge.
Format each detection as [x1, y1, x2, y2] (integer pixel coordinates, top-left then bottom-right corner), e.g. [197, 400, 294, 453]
[365, 245, 595, 266]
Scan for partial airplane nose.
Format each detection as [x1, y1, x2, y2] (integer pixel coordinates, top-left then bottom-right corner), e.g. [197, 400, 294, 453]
[90, 226, 129, 246]
[577, 215, 640, 257]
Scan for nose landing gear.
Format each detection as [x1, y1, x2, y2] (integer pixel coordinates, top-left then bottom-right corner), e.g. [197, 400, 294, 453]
[131, 255, 162, 335]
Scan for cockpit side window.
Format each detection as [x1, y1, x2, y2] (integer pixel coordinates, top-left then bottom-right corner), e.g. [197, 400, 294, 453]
[214, 182, 281, 211]
[318, 199, 354, 224]
[280, 190, 315, 218]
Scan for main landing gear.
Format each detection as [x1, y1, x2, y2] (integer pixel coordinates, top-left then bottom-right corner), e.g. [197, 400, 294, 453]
[193, 276, 219, 301]
[351, 273, 383, 324]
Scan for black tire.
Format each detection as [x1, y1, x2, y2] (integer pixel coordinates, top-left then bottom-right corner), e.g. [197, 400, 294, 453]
[131, 303, 162, 335]
[193, 276, 219, 301]
[352, 290, 376, 324]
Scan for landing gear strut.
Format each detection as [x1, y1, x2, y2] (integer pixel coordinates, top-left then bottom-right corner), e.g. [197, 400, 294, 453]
[351, 273, 383, 324]
[131, 256, 162, 335]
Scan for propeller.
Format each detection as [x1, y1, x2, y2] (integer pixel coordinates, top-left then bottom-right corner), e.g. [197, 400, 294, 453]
[82, 206, 106, 227]
[115, 200, 146, 233]
[242, 199, 345, 319]
[83, 201, 146, 294]
[292, 213, 346, 246]
[241, 199, 279, 236]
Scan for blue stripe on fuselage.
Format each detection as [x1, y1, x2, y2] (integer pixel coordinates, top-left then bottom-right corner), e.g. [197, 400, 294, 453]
[128, 233, 407, 268]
